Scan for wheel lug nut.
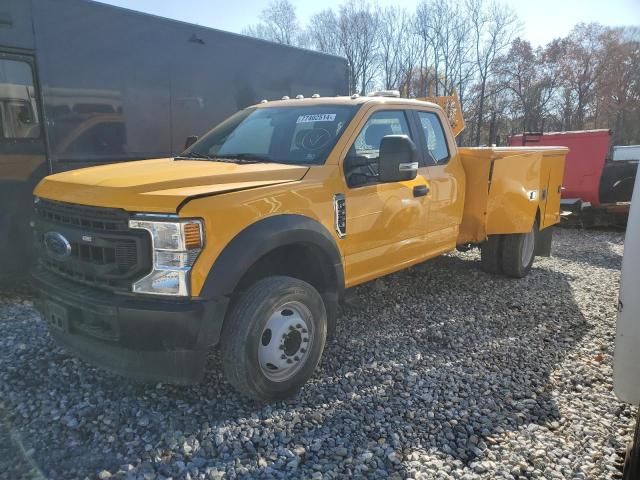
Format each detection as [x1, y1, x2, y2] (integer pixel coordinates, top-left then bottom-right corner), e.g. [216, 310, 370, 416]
[281, 354, 286, 359]
[279, 345, 284, 350]
[303, 338, 309, 343]
[289, 325, 294, 331]
[286, 359, 293, 364]
[294, 356, 300, 361]
[300, 348, 306, 353]
[296, 324, 302, 328]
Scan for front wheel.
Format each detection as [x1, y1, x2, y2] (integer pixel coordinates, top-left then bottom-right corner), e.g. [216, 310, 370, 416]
[221, 276, 327, 401]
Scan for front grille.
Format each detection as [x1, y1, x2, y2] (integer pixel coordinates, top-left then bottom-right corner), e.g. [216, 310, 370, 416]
[34, 199, 152, 291]
[35, 198, 129, 231]
[75, 240, 137, 272]
[115, 242, 138, 271]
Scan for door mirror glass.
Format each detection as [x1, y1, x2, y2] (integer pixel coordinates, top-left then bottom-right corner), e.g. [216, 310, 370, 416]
[184, 135, 198, 149]
[378, 135, 418, 182]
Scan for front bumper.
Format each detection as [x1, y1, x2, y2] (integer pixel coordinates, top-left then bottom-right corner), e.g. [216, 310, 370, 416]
[32, 270, 228, 384]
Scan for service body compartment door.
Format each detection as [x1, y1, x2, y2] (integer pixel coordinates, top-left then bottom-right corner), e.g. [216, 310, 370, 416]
[541, 153, 566, 228]
[486, 152, 542, 235]
[458, 147, 568, 244]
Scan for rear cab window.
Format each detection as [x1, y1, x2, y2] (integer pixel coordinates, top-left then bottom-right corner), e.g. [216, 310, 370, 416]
[415, 111, 449, 166]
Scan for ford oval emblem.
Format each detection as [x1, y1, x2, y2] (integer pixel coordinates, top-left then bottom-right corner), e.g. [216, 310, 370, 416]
[44, 232, 72, 260]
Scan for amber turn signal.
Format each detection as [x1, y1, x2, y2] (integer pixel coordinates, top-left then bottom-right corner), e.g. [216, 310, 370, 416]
[184, 222, 202, 250]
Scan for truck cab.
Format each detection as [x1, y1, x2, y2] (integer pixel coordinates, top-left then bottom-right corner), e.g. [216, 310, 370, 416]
[32, 93, 567, 400]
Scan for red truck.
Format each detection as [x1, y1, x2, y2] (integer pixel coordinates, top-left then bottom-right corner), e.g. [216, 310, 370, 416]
[508, 130, 638, 226]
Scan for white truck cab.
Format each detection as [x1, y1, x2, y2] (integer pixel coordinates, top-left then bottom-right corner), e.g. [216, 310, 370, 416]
[614, 170, 640, 479]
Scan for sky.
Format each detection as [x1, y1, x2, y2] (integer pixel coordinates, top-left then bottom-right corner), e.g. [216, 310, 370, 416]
[99, 0, 639, 48]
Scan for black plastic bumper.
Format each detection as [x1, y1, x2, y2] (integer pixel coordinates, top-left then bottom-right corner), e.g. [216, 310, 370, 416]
[32, 271, 228, 384]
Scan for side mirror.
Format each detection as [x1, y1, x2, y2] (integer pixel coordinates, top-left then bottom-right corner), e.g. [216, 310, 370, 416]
[184, 135, 199, 149]
[378, 135, 418, 182]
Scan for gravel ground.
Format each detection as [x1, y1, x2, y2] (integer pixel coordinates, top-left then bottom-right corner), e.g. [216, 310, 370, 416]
[0, 227, 634, 480]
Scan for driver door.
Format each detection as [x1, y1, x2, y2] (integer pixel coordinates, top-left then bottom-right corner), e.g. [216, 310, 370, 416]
[341, 108, 431, 287]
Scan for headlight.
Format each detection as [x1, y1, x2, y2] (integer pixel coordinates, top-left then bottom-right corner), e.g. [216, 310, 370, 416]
[128, 217, 204, 296]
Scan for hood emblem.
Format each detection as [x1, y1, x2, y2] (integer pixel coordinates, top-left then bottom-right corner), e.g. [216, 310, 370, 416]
[44, 232, 72, 260]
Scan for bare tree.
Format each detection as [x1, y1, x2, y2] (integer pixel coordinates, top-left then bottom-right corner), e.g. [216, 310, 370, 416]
[337, 1, 380, 94]
[449, 5, 475, 97]
[468, 0, 519, 145]
[556, 23, 605, 130]
[414, 0, 468, 96]
[243, 0, 301, 46]
[308, 1, 380, 94]
[414, 1, 438, 96]
[496, 38, 562, 133]
[378, 7, 416, 91]
[307, 9, 342, 55]
[398, 31, 422, 96]
[241, 1, 640, 146]
[596, 27, 640, 143]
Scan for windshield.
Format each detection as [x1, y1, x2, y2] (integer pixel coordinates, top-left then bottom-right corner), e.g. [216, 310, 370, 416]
[182, 105, 359, 165]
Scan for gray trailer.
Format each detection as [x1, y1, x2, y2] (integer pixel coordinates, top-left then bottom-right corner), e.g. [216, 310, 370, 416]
[0, 0, 349, 279]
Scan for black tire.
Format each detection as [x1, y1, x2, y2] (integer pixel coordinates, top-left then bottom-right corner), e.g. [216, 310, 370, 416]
[480, 235, 503, 274]
[623, 408, 640, 480]
[221, 276, 327, 402]
[501, 221, 537, 278]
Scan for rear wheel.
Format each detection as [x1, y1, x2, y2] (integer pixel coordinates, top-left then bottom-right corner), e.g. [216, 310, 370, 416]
[501, 221, 537, 278]
[480, 235, 503, 274]
[221, 276, 327, 401]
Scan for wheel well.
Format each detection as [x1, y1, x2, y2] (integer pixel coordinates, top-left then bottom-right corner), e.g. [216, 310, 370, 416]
[234, 243, 338, 297]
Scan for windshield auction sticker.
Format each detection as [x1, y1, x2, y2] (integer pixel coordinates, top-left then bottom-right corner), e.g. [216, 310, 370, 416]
[296, 114, 336, 123]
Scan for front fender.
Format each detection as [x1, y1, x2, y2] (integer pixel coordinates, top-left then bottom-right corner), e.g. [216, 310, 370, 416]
[198, 214, 344, 300]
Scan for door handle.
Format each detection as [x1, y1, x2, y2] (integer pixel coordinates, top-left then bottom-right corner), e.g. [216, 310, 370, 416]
[413, 185, 429, 197]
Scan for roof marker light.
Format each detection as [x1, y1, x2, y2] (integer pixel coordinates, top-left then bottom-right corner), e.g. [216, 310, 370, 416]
[295, 94, 304, 99]
[367, 90, 401, 98]
[281, 95, 290, 100]
[311, 93, 320, 98]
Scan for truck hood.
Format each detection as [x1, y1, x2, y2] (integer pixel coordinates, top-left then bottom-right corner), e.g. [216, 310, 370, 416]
[34, 158, 309, 213]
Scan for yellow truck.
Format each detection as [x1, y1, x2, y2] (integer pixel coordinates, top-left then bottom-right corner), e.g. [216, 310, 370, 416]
[31, 92, 567, 400]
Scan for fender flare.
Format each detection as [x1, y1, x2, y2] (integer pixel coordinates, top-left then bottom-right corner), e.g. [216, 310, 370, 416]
[199, 214, 344, 300]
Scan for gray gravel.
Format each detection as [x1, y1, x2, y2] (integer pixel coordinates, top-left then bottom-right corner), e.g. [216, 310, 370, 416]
[0, 228, 634, 479]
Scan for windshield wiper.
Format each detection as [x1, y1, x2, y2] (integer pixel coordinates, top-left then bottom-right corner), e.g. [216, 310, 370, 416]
[175, 152, 214, 160]
[176, 152, 276, 164]
[214, 153, 273, 163]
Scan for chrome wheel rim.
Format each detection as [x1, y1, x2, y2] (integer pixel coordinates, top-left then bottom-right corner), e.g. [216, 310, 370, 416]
[258, 301, 313, 382]
[522, 230, 535, 267]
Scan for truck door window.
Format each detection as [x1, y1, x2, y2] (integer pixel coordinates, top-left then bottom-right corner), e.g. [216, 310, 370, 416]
[416, 111, 449, 166]
[345, 110, 412, 187]
[0, 59, 41, 140]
